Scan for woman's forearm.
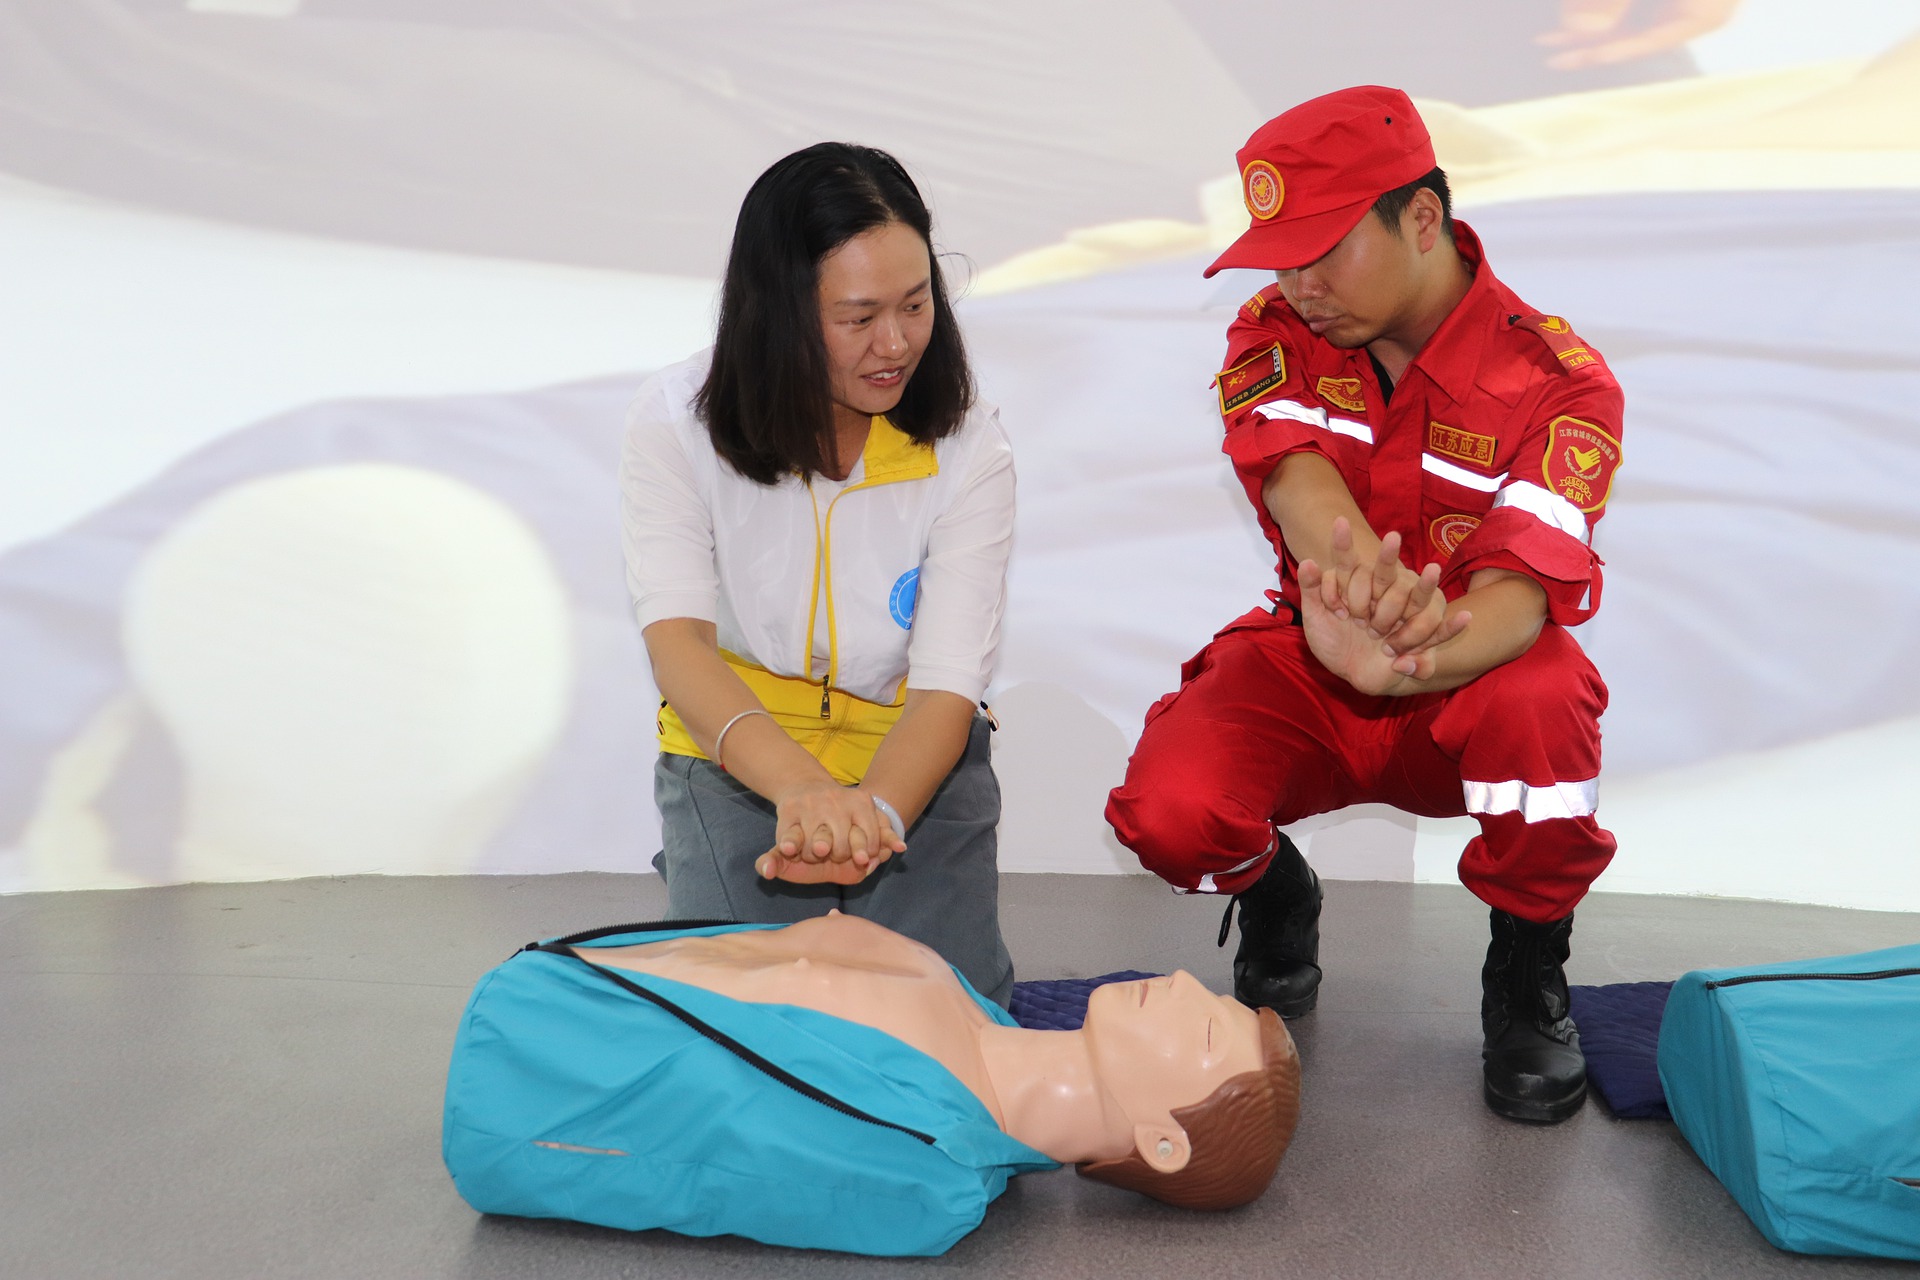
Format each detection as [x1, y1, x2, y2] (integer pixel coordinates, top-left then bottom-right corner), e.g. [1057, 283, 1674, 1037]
[642, 617, 833, 802]
[858, 689, 977, 827]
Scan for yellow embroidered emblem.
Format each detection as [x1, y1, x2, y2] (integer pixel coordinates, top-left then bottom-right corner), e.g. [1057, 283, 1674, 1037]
[1430, 513, 1482, 557]
[1517, 313, 1602, 375]
[1243, 160, 1285, 221]
[1542, 416, 1622, 512]
[1428, 421, 1497, 469]
[1316, 376, 1367, 414]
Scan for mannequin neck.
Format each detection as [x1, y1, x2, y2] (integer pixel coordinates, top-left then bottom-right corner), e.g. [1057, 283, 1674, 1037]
[975, 1023, 1131, 1164]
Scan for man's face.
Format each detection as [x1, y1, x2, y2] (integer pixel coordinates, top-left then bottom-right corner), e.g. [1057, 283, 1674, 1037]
[1271, 207, 1421, 350]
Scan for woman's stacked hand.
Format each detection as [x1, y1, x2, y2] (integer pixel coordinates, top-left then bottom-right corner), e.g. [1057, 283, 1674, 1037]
[755, 780, 908, 884]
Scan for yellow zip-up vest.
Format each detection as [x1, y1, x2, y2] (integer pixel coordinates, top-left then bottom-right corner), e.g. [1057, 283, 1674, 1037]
[658, 417, 938, 784]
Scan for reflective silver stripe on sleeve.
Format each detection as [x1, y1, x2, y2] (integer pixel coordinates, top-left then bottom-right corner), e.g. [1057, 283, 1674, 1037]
[1252, 399, 1375, 445]
[1491, 479, 1590, 543]
[1462, 777, 1600, 823]
[1422, 453, 1506, 492]
[1252, 399, 1325, 428]
[1328, 416, 1374, 445]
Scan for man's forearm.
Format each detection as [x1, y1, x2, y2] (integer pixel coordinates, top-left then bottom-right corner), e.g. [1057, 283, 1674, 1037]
[1390, 571, 1547, 694]
[1263, 451, 1379, 568]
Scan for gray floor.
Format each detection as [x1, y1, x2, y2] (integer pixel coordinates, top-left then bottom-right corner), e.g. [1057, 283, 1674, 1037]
[3, 873, 1916, 1279]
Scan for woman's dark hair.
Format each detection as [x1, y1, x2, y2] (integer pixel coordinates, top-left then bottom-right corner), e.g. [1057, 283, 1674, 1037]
[694, 143, 974, 485]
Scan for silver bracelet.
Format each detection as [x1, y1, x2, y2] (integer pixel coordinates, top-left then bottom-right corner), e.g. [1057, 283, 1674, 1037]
[869, 794, 906, 842]
[712, 708, 774, 774]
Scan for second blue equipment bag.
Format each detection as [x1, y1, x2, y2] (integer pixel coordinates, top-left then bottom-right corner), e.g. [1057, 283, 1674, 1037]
[1657, 941, 1920, 1260]
[442, 920, 1055, 1257]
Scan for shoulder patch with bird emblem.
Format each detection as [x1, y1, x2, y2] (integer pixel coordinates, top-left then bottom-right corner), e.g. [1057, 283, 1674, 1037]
[1542, 415, 1621, 512]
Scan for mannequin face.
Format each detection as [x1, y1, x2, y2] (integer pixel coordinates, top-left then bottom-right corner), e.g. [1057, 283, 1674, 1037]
[1082, 973, 1264, 1167]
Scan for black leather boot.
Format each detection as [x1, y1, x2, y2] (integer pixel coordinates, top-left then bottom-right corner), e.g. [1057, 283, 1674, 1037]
[1219, 831, 1322, 1018]
[1481, 907, 1587, 1123]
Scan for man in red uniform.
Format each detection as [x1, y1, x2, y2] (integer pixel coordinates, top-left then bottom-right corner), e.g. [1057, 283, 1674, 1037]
[1105, 86, 1623, 1123]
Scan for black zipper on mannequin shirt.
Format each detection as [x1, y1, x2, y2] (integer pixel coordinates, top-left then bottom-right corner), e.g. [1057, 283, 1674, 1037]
[1703, 967, 1920, 990]
[522, 929, 937, 1145]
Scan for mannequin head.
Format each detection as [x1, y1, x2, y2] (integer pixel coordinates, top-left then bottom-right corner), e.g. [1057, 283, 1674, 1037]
[1078, 1002, 1299, 1211]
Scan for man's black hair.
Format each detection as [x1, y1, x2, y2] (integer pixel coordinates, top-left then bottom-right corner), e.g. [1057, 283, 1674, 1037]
[1371, 166, 1454, 241]
[695, 142, 973, 485]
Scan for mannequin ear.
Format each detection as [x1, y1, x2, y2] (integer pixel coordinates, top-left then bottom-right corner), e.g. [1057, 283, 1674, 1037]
[1132, 1122, 1191, 1173]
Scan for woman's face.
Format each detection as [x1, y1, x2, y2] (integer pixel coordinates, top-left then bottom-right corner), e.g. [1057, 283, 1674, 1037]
[815, 221, 936, 434]
[1083, 971, 1265, 1126]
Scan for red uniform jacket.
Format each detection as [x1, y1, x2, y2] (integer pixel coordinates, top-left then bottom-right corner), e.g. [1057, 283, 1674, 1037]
[1216, 222, 1624, 626]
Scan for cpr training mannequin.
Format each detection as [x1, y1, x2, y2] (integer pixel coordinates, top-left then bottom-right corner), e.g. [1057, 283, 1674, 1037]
[442, 913, 1301, 1256]
[590, 912, 1299, 1196]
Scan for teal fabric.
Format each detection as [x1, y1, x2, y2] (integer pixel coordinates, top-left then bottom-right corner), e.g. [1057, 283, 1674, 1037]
[442, 922, 1056, 1257]
[1657, 942, 1920, 1260]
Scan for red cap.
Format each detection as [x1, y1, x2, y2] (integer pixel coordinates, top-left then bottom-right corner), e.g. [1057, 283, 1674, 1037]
[1204, 86, 1436, 277]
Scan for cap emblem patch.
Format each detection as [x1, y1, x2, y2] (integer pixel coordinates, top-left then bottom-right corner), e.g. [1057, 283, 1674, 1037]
[1242, 160, 1285, 221]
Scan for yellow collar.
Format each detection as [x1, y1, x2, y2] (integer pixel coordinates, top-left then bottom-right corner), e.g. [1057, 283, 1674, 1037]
[851, 415, 939, 488]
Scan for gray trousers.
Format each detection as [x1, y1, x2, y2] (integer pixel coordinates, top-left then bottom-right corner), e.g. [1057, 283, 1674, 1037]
[652, 714, 1014, 1006]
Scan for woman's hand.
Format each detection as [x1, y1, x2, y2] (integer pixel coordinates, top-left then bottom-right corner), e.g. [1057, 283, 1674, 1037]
[754, 781, 907, 883]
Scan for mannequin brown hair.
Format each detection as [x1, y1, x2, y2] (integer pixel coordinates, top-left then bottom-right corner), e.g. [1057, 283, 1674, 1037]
[1077, 1006, 1301, 1210]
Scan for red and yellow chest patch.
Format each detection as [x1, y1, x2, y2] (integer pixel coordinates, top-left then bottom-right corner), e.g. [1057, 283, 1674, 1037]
[1315, 375, 1367, 415]
[1215, 344, 1289, 415]
[1428, 421, 1497, 469]
[1430, 513, 1482, 558]
[1543, 416, 1622, 512]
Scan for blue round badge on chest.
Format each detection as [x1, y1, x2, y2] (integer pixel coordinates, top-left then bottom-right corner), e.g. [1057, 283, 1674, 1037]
[888, 567, 920, 630]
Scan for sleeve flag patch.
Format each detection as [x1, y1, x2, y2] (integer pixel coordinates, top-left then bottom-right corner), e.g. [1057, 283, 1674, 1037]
[1215, 344, 1289, 415]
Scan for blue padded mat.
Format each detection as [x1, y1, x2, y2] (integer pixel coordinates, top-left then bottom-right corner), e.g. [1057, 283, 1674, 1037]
[1009, 971, 1159, 1031]
[1014, 975, 1675, 1118]
[1569, 981, 1674, 1119]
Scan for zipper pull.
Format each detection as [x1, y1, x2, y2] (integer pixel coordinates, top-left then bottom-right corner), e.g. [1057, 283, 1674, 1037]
[820, 684, 832, 719]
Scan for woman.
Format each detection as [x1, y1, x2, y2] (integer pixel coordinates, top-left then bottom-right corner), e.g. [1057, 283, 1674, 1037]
[619, 143, 1016, 1003]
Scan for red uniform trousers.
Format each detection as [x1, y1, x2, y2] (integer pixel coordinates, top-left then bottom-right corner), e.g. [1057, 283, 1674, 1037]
[1105, 607, 1616, 923]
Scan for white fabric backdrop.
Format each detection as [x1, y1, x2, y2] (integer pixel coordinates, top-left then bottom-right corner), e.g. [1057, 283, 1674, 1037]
[2, 2, 1916, 909]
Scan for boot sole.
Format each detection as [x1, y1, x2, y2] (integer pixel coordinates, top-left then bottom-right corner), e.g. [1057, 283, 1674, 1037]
[1274, 989, 1317, 1020]
[1233, 983, 1319, 1020]
[1482, 1078, 1586, 1124]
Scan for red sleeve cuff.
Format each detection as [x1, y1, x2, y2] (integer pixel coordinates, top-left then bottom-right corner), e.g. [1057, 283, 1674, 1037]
[1441, 507, 1604, 625]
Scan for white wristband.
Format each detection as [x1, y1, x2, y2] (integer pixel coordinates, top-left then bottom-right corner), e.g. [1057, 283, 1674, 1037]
[869, 794, 906, 842]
